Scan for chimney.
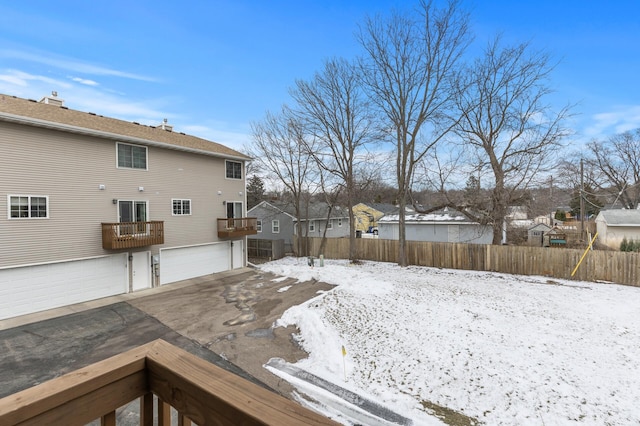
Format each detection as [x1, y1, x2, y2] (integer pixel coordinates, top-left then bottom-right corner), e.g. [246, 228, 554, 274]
[159, 118, 173, 132]
[39, 91, 64, 107]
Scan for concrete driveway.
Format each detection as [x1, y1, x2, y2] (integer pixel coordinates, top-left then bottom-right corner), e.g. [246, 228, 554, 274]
[0, 267, 334, 400]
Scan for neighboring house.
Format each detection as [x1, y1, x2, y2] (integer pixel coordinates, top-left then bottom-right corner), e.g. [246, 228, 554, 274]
[352, 203, 399, 234]
[0, 92, 255, 320]
[528, 223, 552, 246]
[507, 205, 534, 228]
[506, 205, 528, 221]
[248, 200, 296, 253]
[248, 200, 351, 251]
[378, 207, 493, 244]
[296, 202, 351, 239]
[595, 209, 640, 249]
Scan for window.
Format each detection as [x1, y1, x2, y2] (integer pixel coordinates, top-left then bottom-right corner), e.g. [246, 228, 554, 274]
[8, 195, 48, 219]
[225, 160, 242, 179]
[256, 220, 262, 232]
[118, 200, 147, 234]
[172, 199, 191, 215]
[327, 220, 333, 230]
[272, 220, 280, 233]
[309, 221, 316, 232]
[226, 201, 243, 219]
[117, 143, 147, 170]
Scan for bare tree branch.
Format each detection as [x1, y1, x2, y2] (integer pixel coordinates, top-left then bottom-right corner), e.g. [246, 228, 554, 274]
[452, 36, 572, 244]
[357, 0, 471, 265]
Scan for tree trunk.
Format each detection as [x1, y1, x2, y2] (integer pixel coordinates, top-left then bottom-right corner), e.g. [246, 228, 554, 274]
[491, 180, 508, 245]
[397, 189, 408, 267]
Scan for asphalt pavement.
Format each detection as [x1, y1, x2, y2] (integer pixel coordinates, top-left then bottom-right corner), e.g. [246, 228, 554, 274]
[0, 267, 334, 399]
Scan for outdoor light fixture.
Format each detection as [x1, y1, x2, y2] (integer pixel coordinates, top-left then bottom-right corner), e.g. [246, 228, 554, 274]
[138, 186, 144, 192]
[98, 184, 106, 190]
[112, 199, 118, 204]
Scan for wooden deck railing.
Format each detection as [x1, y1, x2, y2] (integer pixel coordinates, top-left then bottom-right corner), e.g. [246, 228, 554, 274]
[102, 221, 165, 250]
[217, 217, 258, 238]
[0, 339, 338, 426]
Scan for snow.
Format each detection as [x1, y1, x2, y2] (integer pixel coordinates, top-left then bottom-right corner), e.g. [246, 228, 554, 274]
[259, 257, 640, 425]
[379, 213, 468, 223]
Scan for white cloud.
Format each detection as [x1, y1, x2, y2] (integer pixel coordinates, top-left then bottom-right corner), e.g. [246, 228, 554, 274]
[584, 106, 640, 138]
[70, 76, 99, 86]
[181, 123, 249, 152]
[0, 49, 158, 82]
[0, 69, 70, 89]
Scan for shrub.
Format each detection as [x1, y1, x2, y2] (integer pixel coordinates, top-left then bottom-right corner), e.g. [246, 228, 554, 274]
[621, 237, 629, 252]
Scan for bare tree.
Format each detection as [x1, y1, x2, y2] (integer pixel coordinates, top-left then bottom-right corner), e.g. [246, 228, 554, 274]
[453, 37, 572, 244]
[357, 0, 471, 266]
[291, 57, 377, 262]
[248, 106, 319, 255]
[583, 129, 640, 209]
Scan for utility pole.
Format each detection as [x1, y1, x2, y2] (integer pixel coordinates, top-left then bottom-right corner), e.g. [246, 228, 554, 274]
[580, 158, 585, 238]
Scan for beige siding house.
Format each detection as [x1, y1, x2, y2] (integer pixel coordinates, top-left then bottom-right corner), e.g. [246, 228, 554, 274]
[0, 93, 255, 320]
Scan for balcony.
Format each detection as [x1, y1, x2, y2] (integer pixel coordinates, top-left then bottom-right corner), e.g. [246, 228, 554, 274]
[217, 217, 258, 238]
[102, 221, 165, 250]
[0, 339, 338, 426]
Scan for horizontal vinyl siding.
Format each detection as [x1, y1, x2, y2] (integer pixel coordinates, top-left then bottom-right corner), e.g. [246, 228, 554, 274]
[0, 122, 245, 268]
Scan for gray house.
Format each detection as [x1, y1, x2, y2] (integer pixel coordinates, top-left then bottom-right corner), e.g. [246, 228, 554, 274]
[296, 203, 351, 239]
[248, 201, 351, 252]
[378, 207, 493, 244]
[248, 200, 296, 252]
[595, 209, 640, 249]
[528, 222, 552, 246]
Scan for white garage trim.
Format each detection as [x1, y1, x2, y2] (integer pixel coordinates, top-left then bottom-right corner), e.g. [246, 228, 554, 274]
[0, 254, 128, 321]
[159, 242, 230, 285]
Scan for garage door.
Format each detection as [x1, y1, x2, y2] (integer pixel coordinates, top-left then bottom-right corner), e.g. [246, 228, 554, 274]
[159, 242, 230, 285]
[0, 254, 128, 321]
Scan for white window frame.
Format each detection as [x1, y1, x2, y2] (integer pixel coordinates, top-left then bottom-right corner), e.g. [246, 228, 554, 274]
[272, 219, 280, 233]
[225, 160, 242, 180]
[327, 219, 333, 230]
[116, 142, 148, 170]
[309, 220, 316, 232]
[256, 220, 262, 232]
[7, 195, 49, 219]
[172, 199, 191, 216]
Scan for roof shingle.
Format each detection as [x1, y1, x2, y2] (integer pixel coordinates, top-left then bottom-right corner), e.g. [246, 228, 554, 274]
[0, 94, 249, 160]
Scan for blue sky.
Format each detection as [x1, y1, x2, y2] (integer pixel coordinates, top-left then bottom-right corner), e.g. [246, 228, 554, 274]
[1, 1, 639, 152]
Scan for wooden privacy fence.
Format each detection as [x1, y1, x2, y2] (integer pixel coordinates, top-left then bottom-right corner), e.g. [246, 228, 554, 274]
[294, 236, 640, 287]
[248, 238, 285, 260]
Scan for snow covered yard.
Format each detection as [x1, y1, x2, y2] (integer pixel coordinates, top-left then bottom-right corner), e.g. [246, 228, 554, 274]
[259, 257, 640, 425]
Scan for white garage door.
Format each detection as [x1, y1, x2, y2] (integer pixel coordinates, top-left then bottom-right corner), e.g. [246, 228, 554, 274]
[0, 254, 128, 321]
[159, 242, 230, 285]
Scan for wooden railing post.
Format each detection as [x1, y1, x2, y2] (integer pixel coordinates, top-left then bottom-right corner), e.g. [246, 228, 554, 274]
[158, 399, 171, 426]
[141, 392, 153, 426]
[101, 411, 116, 426]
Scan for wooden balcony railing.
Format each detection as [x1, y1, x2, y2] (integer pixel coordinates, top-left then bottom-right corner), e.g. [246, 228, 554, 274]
[217, 217, 258, 238]
[102, 221, 165, 250]
[0, 339, 338, 426]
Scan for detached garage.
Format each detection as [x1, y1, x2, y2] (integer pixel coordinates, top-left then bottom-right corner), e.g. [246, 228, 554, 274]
[0, 254, 128, 321]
